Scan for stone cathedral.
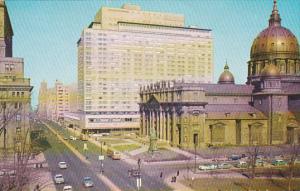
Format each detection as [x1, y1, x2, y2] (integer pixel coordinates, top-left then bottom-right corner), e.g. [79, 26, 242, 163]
[139, 0, 300, 149]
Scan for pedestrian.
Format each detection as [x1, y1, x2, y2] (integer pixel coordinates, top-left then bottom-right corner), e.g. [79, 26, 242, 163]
[177, 170, 179, 176]
[160, 171, 163, 178]
[174, 176, 177, 182]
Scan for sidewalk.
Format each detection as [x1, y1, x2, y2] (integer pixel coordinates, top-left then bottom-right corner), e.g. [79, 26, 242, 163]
[28, 153, 56, 191]
[164, 168, 244, 191]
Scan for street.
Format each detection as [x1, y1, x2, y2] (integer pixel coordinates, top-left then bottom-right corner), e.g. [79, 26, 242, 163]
[43, 121, 171, 191]
[43, 127, 110, 191]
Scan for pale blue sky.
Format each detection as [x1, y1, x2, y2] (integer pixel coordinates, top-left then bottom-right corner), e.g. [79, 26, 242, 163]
[5, 0, 300, 107]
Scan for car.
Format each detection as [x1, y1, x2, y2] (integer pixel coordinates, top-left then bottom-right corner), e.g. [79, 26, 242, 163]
[0, 169, 8, 177]
[107, 148, 121, 160]
[0, 169, 16, 177]
[272, 159, 287, 166]
[54, 174, 64, 184]
[199, 164, 217, 170]
[58, 162, 68, 169]
[255, 159, 264, 167]
[83, 177, 94, 187]
[63, 137, 68, 140]
[217, 163, 232, 169]
[229, 154, 242, 160]
[236, 161, 248, 168]
[63, 185, 72, 191]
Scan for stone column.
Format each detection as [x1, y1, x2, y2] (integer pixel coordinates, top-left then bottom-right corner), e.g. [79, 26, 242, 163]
[171, 107, 178, 146]
[165, 111, 169, 141]
[159, 109, 164, 140]
[154, 110, 158, 137]
[169, 110, 172, 143]
[140, 110, 144, 136]
[146, 111, 150, 136]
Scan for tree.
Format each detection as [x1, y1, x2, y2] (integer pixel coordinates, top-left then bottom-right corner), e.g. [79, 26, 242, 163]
[246, 135, 264, 179]
[0, 101, 33, 191]
[287, 142, 299, 191]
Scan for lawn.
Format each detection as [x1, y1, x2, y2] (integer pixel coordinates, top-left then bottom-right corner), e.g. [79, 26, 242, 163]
[44, 121, 105, 155]
[182, 178, 300, 191]
[112, 144, 141, 152]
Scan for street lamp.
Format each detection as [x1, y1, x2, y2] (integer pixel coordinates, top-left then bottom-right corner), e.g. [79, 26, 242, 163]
[137, 158, 142, 191]
[100, 141, 104, 174]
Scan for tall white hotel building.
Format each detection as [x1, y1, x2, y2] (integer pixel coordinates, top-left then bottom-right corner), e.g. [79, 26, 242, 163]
[77, 4, 213, 133]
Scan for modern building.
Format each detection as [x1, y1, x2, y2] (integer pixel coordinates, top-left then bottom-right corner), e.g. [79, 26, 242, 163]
[38, 80, 77, 122]
[0, 0, 33, 151]
[76, 4, 213, 133]
[140, 0, 300, 149]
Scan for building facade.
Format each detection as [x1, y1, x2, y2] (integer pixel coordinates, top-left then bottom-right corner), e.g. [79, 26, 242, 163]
[0, 0, 33, 150]
[38, 80, 77, 122]
[140, 1, 300, 148]
[77, 4, 213, 133]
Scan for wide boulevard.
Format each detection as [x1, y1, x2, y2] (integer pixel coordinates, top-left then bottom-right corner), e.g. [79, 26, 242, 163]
[41, 121, 171, 191]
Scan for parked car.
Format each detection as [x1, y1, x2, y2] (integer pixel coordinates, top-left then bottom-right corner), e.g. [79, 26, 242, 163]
[199, 164, 217, 170]
[217, 163, 232, 169]
[54, 174, 64, 184]
[229, 154, 242, 160]
[63, 185, 72, 191]
[272, 159, 287, 166]
[83, 177, 94, 187]
[255, 159, 265, 167]
[236, 161, 248, 168]
[58, 162, 68, 169]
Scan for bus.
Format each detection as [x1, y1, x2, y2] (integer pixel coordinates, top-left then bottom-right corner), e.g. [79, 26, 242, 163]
[107, 148, 121, 160]
[80, 133, 88, 141]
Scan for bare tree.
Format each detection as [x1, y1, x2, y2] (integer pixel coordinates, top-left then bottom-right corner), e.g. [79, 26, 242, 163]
[246, 134, 264, 179]
[287, 142, 299, 191]
[247, 145, 260, 179]
[0, 101, 33, 191]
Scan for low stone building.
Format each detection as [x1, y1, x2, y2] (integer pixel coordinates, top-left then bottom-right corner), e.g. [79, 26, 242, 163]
[139, 1, 300, 149]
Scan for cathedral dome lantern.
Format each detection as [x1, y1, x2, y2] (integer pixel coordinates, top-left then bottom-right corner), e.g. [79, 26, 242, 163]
[218, 62, 235, 84]
[247, 0, 300, 82]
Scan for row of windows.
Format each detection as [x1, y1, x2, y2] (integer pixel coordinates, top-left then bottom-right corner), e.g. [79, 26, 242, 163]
[88, 117, 138, 123]
[12, 91, 25, 97]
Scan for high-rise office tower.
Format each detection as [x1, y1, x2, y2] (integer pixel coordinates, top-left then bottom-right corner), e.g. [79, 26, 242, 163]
[77, 4, 213, 133]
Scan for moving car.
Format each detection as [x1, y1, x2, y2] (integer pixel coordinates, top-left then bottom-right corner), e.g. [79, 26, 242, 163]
[63, 185, 72, 191]
[80, 134, 88, 141]
[107, 148, 121, 160]
[83, 177, 94, 187]
[54, 174, 64, 184]
[69, 136, 77, 140]
[217, 163, 232, 169]
[199, 164, 217, 170]
[58, 162, 68, 169]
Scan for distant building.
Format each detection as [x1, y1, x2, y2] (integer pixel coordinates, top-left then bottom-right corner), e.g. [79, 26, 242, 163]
[0, 0, 33, 150]
[76, 4, 213, 133]
[38, 80, 77, 122]
[140, 1, 300, 148]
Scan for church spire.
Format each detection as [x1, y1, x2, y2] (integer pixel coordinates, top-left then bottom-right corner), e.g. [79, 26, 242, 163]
[269, 0, 281, 27]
